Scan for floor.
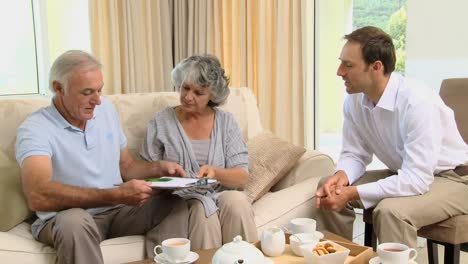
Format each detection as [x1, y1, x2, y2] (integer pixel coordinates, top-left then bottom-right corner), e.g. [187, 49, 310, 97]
[352, 212, 468, 263]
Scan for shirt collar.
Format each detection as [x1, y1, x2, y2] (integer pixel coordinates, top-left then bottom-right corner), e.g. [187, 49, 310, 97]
[47, 97, 99, 131]
[361, 72, 401, 112]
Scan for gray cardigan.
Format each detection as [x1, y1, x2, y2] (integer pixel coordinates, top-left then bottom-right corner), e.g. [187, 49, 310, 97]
[140, 107, 249, 217]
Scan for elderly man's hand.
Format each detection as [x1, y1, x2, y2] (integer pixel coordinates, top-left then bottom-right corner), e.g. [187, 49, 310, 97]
[119, 179, 153, 206]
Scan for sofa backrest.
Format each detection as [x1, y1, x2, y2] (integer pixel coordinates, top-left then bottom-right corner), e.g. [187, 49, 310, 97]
[107, 87, 263, 158]
[0, 87, 262, 231]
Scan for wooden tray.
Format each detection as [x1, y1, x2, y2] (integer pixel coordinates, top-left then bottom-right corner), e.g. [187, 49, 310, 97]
[253, 232, 373, 264]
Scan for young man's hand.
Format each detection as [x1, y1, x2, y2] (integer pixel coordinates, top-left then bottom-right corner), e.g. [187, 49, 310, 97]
[316, 170, 350, 209]
[318, 186, 359, 211]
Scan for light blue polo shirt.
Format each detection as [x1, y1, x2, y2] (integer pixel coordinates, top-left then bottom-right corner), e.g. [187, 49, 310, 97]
[15, 97, 126, 238]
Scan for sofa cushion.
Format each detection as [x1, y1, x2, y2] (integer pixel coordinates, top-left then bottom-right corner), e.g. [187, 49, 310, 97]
[106, 87, 263, 159]
[107, 92, 180, 158]
[218, 87, 263, 140]
[0, 98, 48, 231]
[0, 165, 33, 231]
[0, 222, 145, 263]
[0, 227, 56, 263]
[244, 131, 306, 202]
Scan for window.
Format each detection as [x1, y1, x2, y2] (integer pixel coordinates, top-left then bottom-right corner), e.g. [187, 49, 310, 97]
[0, 0, 91, 97]
[0, 0, 39, 96]
[353, 0, 407, 73]
[314, 0, 407, 168]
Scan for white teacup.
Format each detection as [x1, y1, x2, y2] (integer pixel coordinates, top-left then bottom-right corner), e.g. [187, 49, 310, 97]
[289, 218, 317, 234]
[377, 242, 418, 264]
[154, 238, 190, 262]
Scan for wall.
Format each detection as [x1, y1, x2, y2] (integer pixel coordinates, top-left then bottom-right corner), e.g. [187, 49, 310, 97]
[45, 0, 91, 61]
[406, 0, 468, 91]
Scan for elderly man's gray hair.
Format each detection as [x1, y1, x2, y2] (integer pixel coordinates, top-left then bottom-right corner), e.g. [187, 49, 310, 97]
[171, 54, 230, 107]
[49, 50, 102, 92]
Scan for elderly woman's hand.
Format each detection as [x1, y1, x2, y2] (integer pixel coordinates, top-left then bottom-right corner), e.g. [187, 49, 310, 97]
[154, 160, 187, 178]
[197, 165, 217, 179]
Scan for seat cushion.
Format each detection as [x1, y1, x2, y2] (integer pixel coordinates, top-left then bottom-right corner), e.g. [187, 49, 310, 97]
[0, 223, 145, 264]
[417, 215, 468, 244]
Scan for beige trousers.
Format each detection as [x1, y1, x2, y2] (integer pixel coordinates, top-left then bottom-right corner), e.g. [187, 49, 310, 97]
[38, 193, 189, 264]
[314, 169, 468, 248]
[188, 190, 258, 250]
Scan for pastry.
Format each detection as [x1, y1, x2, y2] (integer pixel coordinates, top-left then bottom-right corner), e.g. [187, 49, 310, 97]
[311, 242, 344, 256]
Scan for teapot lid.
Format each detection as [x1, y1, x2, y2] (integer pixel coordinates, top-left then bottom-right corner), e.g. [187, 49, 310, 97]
[212, 235, 265, 264]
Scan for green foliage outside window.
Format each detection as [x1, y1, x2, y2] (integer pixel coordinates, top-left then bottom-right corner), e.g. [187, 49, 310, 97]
[353, 0, 407, 73]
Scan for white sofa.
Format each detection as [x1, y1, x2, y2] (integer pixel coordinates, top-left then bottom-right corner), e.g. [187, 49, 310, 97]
[0, 87, 334, 263]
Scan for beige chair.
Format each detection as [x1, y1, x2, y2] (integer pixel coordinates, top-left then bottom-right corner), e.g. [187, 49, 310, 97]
[363, 78, 468, 264]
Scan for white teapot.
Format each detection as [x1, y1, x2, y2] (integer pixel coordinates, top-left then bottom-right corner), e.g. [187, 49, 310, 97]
[212, 235, 271, 264]
[260, 226, 285, 257]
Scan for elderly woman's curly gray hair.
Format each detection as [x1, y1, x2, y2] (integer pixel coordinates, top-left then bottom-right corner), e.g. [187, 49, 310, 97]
[171, 54, 230, 107]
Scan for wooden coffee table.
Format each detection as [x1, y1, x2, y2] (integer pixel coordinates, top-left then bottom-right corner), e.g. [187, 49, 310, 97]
[126, 231, 375, 264]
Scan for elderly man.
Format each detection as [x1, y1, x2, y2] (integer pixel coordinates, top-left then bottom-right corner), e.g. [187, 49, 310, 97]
[315, 26, 468, 248]
[15, 50, 189, 264]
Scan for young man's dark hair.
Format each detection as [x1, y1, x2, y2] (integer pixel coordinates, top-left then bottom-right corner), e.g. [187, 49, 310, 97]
[344, 26, 396, 75]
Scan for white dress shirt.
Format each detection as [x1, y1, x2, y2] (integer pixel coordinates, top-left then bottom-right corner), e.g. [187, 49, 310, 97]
[336, 73, 468, 208]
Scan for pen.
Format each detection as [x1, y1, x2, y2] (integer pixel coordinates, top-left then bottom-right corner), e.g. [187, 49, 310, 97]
[185, 177, 210, 187]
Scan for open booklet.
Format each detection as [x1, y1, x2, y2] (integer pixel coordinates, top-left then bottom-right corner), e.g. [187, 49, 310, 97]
[145, 177, 217, 189]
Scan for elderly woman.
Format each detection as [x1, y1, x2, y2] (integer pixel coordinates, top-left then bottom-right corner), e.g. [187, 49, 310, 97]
[140, 54, 257, 250]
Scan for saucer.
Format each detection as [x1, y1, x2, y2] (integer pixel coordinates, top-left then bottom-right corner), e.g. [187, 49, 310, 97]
[288, 230, 324, 239]
[369, 256, 417, 264]
[154, 251, 199, 264]
[286, 229, 324, 238]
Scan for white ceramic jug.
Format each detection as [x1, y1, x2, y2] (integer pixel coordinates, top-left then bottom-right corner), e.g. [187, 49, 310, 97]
[260, 226, 285, 257]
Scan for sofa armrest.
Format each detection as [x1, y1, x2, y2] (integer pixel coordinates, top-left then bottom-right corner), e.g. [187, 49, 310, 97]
[271, 150, 335, 192]
[253, 177, 321, 230]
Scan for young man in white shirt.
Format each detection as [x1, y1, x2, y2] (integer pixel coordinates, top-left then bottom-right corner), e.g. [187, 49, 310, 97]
[314, 26, 468, 248]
